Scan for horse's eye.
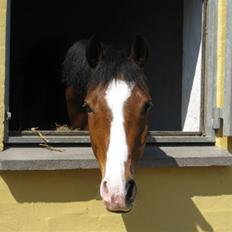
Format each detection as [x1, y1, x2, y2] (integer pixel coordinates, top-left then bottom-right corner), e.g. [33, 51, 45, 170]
[143, 101, 153, 114]
[82, 103, 93, 113]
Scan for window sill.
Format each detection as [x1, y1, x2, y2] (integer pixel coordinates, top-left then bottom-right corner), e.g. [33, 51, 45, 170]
[0, 145, 232, 170]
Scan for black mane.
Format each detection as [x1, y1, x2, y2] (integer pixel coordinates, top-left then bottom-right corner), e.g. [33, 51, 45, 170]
[62, 39, 90, 97]
[62, 39, 147, 98]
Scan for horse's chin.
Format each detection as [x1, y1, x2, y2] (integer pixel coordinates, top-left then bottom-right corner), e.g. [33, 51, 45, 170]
[105, 204, 133, 213]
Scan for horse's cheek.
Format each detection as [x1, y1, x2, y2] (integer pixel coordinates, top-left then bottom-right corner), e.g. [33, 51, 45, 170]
[87, 115, 97, 147]
[88, 115, 108, 171]
[140, 124, 148, 146]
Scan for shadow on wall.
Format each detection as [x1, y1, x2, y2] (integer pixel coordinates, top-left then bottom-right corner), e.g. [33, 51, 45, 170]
[0, 170, 102, 202]
[1, 167, 232, 231]
[122, 167, 232, 232]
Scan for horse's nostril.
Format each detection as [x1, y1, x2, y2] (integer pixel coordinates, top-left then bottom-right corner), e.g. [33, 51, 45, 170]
[102, 180, 109, 195]
[126, 180, 137, 205]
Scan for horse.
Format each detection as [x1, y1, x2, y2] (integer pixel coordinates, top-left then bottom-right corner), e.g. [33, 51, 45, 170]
[62, 35, 152, 212]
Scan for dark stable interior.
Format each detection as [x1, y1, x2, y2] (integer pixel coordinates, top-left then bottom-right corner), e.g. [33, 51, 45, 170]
[9, 0, 183, 131]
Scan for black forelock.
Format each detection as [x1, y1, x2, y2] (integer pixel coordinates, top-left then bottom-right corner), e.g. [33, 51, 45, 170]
[88, 46, 148, 90]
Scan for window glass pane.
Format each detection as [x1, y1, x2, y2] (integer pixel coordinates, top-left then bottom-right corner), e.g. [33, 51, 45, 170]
[182, 0, 202, 132]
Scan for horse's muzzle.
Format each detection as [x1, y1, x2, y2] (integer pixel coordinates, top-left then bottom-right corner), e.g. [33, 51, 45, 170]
[100, 179, 137, 212]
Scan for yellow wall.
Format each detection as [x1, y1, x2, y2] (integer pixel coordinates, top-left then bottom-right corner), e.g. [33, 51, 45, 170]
[0, 168, 232, 232]
[215, 0, 232, 153]
[0, 0, 232, 231]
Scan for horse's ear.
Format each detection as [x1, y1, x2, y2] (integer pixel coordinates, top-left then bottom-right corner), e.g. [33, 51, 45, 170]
[86, 35, 102, 68]
[129, 35, 148, 67]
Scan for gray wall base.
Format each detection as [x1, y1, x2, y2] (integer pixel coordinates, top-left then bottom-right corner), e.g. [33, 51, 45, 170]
[0, 145, 232, 170]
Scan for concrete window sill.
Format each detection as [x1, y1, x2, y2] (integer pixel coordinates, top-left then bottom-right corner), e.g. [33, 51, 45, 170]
[0, 145, 232, 170]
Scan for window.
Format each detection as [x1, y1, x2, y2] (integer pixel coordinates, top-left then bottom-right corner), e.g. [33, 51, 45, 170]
[5, 0, 217, 144]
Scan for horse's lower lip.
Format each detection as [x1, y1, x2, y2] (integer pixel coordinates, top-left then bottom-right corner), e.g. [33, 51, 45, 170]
[104, 202, 133, 213]
[106, 207, 132, 213]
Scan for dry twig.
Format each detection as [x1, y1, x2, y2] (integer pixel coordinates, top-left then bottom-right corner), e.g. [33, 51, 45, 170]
[31, 127, 64, 152]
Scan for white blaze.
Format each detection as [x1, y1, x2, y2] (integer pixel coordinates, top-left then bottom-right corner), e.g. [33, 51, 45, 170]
[104, 79, 133, 195]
